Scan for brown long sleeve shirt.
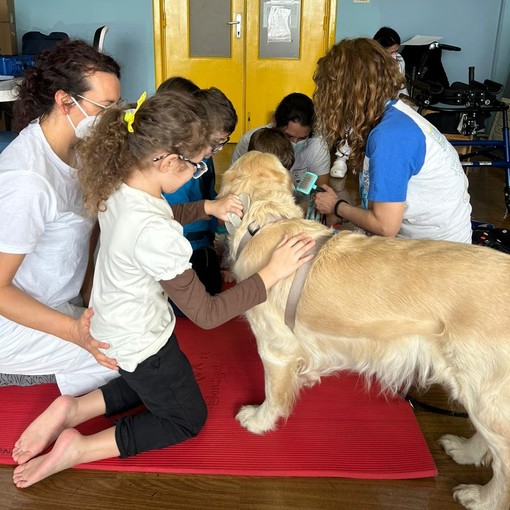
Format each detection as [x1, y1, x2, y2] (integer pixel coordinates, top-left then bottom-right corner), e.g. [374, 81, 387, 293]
[160, 200, 267, 329]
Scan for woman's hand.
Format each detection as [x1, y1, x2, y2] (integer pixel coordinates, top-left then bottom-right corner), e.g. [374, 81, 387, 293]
[314, 184, 339, 215]
[69, 308, 119, 371]
[258, 233, 316, 290]
[204, 194, 244, 222]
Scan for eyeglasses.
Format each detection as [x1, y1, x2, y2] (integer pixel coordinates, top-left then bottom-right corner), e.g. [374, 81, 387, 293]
[74, 94, 123, 110]
[211, 135, 230, 154]
[153, 153, 208, 179]
[178, 154, 209, 179]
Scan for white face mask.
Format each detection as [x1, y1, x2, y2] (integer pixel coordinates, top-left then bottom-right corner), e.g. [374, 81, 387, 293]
[291, 139, 308, 155]
[66, 96, 107, 139]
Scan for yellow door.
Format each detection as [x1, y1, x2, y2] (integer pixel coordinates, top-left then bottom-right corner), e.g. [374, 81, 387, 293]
[153, 0, 336, 142]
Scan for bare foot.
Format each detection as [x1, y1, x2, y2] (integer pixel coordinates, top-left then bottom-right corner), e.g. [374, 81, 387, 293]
[12, 395, 76, 465]
[13, 428, 83, 488]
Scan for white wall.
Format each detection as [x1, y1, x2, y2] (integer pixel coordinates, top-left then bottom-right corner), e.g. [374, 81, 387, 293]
[13, 0, 155, 102]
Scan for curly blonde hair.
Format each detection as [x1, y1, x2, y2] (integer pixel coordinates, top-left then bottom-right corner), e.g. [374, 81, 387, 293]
[77, 91, 209, 213]
[313, 38, 405, 172]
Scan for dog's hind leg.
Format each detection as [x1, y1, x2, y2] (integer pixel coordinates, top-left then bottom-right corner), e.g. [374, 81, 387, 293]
[236, 359, 300, 434]
[447, 403, 510, 509]
[439, 432, 492, 467]
[452, 444, 510, 510]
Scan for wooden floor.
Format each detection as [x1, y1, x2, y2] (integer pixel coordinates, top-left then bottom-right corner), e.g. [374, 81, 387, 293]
[1, 145, 509, 510]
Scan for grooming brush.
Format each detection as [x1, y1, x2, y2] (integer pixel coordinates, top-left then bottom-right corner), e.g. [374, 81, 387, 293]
[225, 193, 250, 235]
[295, 172, 325, 194]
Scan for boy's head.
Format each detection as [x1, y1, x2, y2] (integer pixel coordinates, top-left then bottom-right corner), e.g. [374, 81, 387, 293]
[157, 76, 200, 95]
[194, 87, 237, 155]
[157, 78, 237, 157]
[248, 127, 295, 170]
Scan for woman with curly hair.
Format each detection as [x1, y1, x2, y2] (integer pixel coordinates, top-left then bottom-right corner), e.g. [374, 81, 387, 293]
[0, 39, 122, 396]
[11, 90, 314, 488]
[314, 38, 472, 243]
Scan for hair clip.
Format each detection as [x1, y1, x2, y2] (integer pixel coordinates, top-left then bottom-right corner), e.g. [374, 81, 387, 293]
[124, 91, 147, 133]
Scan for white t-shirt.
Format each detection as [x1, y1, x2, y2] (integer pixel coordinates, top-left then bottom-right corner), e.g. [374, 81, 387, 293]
[0, 120, 115, 396]
[90, 184, 193, 372]
[0, 121, 93, 306]
[361, 100, 472, 243]
[231, 124, 331, 186]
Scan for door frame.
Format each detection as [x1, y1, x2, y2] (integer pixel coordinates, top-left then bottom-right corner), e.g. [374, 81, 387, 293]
[152, 0, 337, 92]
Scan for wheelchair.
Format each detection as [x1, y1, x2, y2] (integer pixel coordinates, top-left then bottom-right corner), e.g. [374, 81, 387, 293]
[401, 41, 510, 214]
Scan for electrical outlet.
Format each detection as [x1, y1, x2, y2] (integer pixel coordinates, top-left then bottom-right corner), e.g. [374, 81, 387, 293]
[353, 0, 370, 3]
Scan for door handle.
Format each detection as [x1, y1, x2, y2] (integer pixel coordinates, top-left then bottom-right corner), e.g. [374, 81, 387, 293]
[227, 13, 242, 39]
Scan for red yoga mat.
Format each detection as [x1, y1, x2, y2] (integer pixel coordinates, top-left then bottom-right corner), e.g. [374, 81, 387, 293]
[0, 318, 437, 479]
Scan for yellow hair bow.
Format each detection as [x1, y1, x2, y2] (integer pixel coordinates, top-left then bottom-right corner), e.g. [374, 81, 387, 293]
[124, 91, 147, 133]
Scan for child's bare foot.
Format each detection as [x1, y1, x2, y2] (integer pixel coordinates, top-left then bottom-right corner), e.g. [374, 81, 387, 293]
[12, 395, 76, 465]
[13, 428, 83, 488]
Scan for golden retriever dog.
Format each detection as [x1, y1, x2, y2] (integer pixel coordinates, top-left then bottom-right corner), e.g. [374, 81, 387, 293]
[218, 150, 510, 510]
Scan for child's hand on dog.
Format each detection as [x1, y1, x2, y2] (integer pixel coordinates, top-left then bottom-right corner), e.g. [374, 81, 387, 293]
[204, 194, 244, 222]
[258, 233, 316, 289]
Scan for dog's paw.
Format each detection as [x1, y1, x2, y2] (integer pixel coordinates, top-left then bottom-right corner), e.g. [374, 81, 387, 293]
[439, 434, 491, 466]
[236, 405, 277, 435]
[453, 484, 495, 510]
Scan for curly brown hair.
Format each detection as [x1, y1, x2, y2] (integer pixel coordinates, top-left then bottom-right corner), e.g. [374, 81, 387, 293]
[77, 91, 209, 213]
[313, 38, 405, 172]
[13, 39, 120, 132]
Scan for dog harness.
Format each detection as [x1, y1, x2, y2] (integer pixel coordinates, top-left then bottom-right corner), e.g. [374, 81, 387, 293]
[226, 193, 331, 331]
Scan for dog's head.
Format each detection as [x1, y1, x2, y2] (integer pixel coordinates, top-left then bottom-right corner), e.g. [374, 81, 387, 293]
[218, 151, 304, 266]
[219, 151, 295, 200]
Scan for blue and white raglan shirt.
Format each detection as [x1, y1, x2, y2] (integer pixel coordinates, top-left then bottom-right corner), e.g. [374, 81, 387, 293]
[360, 100, 472, 243]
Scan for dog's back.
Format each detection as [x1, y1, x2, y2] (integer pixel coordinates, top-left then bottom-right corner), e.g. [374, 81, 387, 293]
[222, 152, 510, 509]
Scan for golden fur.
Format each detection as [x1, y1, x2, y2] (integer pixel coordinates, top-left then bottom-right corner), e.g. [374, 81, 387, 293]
[219, 151, 510, 510]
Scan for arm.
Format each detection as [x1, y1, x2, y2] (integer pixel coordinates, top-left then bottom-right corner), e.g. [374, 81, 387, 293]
[0, 251, 118, 370]
[161, 233, 315, 329]
[315, 184, 404, 237]
[336, 199, 405, 237]
[161, 269, 265, 329]
[171, 200, 209, 225]
[172, 195, 244, 225]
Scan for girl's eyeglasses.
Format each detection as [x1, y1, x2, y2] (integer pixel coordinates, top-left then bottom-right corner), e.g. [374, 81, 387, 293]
[178, 155, 208, 179]
[152, 153, 208, 179]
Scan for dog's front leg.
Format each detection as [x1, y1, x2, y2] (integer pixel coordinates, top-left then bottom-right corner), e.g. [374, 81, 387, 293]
[236, 359, 299, 434]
